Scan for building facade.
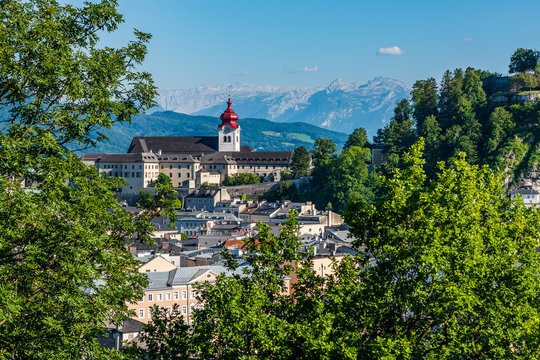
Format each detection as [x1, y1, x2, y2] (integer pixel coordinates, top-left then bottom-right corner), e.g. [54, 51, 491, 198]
[82, 98, 293, 193]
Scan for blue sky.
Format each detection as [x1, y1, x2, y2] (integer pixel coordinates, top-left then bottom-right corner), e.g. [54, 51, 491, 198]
[101, 0, 540, 89]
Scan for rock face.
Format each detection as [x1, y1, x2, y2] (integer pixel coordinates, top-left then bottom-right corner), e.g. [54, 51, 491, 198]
[154, 77, 410, 137]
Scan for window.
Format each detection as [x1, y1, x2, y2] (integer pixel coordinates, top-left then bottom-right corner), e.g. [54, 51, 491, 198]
[169, 165, 172, 169]
[148, 307, 153, 318]
[182, 290, 187, 299]
[139, 309, 144, 319]
[169, 173, 172, 177]
[166, 292, 171, 301]
[178, 173, 181, 177]
[147, 293, 153, 302]
[182, 305, 187, 315]
[190, 290, 197, 299]
[166, 306, 172, 315]
[173, 291, 179, 300]
[157, 293, 162, 301]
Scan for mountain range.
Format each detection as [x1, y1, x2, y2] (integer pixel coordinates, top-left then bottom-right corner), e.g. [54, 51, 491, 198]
[154, 77, 410, 137]
[80, 112, 349, 154]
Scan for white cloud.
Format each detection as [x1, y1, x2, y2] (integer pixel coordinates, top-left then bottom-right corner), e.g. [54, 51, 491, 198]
[285, 65, 319, 73]
[230, 70, 249, 76]
[462, 37, 472, 42]
[376, 46, 404, 55]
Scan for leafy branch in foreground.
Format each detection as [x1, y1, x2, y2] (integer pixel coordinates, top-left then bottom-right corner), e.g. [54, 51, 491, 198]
[0, 0, 174, 358]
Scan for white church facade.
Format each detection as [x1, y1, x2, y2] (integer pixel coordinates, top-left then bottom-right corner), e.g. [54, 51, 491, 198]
[82, 98, 293, 194]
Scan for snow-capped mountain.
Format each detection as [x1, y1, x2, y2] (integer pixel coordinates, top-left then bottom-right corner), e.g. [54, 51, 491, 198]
[154, 77, 410, 137]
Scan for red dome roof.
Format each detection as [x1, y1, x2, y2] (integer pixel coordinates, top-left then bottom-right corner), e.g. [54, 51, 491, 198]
[218, 97, 240, 129]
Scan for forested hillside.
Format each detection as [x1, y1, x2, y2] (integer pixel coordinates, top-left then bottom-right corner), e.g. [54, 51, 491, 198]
[375, 57, 540, 189]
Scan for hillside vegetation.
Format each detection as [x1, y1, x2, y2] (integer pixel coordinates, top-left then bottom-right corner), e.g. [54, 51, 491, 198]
[80, 111, 349, 153]
[375, 57, 540, 189]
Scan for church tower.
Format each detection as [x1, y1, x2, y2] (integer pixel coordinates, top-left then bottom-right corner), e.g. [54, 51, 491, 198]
[218, 97, 241, 152]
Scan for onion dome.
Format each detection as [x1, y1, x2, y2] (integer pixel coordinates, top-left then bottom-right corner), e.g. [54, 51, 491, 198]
[218, 97, 240, 129]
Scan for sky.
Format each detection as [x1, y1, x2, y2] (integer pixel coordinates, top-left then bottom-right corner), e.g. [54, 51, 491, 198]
[98, 0, 540, 90]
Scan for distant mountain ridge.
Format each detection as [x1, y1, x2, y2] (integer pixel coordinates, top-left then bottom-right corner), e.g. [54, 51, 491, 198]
[154, 77, 410, 136]
[80, 111, 349, 154]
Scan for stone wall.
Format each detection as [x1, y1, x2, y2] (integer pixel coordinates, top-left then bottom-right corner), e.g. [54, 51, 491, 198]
[224, 176, 311, 198]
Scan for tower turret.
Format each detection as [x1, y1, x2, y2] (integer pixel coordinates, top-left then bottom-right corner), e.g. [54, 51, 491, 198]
[218, 97, 241, 152]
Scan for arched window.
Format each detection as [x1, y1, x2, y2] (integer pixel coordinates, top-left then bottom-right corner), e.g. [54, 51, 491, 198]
[223, 136, 227, 142]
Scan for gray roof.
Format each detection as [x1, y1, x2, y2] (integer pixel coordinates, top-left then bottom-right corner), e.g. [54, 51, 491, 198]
[201, 152, 238, 164]
[158, 154, 198, 163]
[145, 270, 173, 290]
[185, 187, 221, 199]
[80, 153, 105, 160]
[98, 152, 158, 163]
[170, 265, 229, 284]
[326, 229, 354, 243]
[128, 136, 219, 155]
[513, 187, 540, 195]
[223, 151, 292, 165]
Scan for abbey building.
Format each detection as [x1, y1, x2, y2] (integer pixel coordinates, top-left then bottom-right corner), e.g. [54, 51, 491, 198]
[81, 98, 293, 194]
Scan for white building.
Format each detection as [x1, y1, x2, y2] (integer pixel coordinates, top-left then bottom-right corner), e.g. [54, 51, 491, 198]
[81, 98, 293, 192]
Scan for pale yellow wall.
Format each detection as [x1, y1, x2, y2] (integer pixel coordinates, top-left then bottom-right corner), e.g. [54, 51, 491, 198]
[128, 271, 290, 324]
[159, 162, 197, 187]
[138, 256, 177, 274]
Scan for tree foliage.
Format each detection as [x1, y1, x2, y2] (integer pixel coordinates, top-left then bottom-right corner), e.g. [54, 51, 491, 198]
[345, 140, 540, 358]
[265, 180, 299, 202]
[343, 127, 368, 151]
[135, 142, 540, 359]
[156, 173, 172, 187]
[290, 146, 311, 178]
[0, 0, 178, 358]
[509, 48, 540, 74]
[223, 172, 261, 186]
[132, 212, 305, 359]
[311, 137, 337, 168]
[310, 135, 379, 212]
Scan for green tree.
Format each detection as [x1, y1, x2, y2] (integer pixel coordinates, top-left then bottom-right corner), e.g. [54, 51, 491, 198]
[0, 0, 170, 358]
[343, 127, 368, 151]
[463, 67, 487, 109]
[418, 114, 442, 176]
[411, 78, 438, 133]
[322, 146, 375, 211]
[311, 137, 337, 168]
[484, 107, 514, 154]
[138, 189, 155, 208]
[223, 172, 261, 186]
[345, 140, 540, 358]
[133, 212, 305, 359]
[376, 101, 417, 172]
[290, 146, 311, 178]
[509, 48, 540, 74]
[438, 69, 464, 130]
[156, 173, 172, 187]
[266, 181, 299, 202]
